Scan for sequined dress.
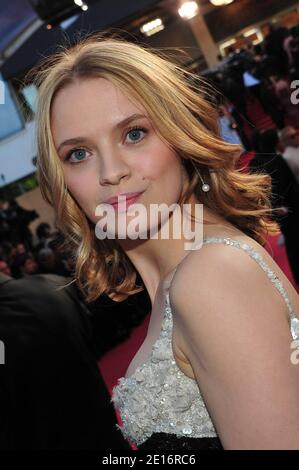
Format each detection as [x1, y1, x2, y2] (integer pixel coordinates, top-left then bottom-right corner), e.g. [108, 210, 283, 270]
[111, 237, 299, 451]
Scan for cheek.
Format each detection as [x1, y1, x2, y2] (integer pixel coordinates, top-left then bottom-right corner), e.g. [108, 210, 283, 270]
[64, 169, 97, 213]
[138, 142, 182, 181]
[158, 154, 182, 189]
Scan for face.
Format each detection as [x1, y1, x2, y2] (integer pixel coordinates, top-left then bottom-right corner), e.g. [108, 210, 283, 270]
[288, 131, 299, 148]
[51, 77, 188, 241]
[23, 258, 38, 274]
[0, 261, 11, 276]
[16, 243, 26, 254]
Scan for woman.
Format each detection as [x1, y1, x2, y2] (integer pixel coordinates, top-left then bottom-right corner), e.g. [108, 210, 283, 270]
[32, 34, 299, 450]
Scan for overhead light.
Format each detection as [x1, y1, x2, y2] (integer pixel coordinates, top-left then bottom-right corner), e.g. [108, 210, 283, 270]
[243, 27, 264, 44]
[221, 38, 236, 48]
[74, 0, 88, 10]
[178, 1, 199, 20]
[219, 38, 236, 55]
[244, 28, 257, 37]
[210, 0, 234, 6]
[140, 18, 165, 36]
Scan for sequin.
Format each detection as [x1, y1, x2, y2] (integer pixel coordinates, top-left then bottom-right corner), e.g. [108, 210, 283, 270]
[111, 236, 299, 447]
[291, 314, 299, 340]
[182, 425, 193, 435]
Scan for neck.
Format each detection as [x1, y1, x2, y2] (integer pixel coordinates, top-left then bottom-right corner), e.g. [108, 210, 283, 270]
[117, 195, 230, 305]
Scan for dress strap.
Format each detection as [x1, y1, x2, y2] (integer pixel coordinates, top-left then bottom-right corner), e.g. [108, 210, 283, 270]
[166, 236, 299, 341]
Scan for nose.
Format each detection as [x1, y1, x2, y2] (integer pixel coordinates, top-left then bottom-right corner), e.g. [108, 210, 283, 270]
[98, 151, 130, 186]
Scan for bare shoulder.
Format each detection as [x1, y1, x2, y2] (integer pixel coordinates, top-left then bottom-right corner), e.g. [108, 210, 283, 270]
[168, 239, 299, 448]
[170, 236, 298, 321]
[169, 237, 297, 370]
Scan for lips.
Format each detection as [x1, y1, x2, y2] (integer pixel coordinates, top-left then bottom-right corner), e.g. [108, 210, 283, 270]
[104, 192, 143, 205]
[105, 192, 144, 213]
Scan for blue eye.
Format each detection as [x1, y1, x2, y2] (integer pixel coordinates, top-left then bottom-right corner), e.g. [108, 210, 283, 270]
[65, 148, 90, 163]
[63, 128, 147, 163]
[126, 127, 147, 143]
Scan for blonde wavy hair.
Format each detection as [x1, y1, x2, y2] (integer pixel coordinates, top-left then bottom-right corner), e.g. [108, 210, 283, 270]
[31, 32, 280, 303]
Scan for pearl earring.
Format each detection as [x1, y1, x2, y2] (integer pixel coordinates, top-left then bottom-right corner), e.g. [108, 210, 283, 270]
[192, 163, 210, 192]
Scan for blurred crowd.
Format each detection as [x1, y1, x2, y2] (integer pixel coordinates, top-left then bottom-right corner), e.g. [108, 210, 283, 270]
[203, 23, 299, 286]
[0, 199, 74, 280]
[207, 23, 299, 149]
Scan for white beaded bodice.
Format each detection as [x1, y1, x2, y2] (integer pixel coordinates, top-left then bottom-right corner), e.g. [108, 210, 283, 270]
[111, 237, 299, 447]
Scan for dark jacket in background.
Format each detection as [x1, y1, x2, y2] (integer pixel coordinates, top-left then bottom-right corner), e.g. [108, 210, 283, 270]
[250, 151, 299, 213]
[0, 273, 131, 450]
[250, 152, 299, 283]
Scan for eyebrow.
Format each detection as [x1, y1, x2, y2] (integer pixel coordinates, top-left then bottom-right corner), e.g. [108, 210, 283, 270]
[57, 113, 148, 153]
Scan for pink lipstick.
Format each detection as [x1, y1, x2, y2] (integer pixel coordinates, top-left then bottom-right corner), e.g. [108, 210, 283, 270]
[104, 192, 144, 212]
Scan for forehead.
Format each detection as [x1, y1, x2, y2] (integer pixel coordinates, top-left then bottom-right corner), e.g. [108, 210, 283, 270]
[50, 77, 146, 142]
